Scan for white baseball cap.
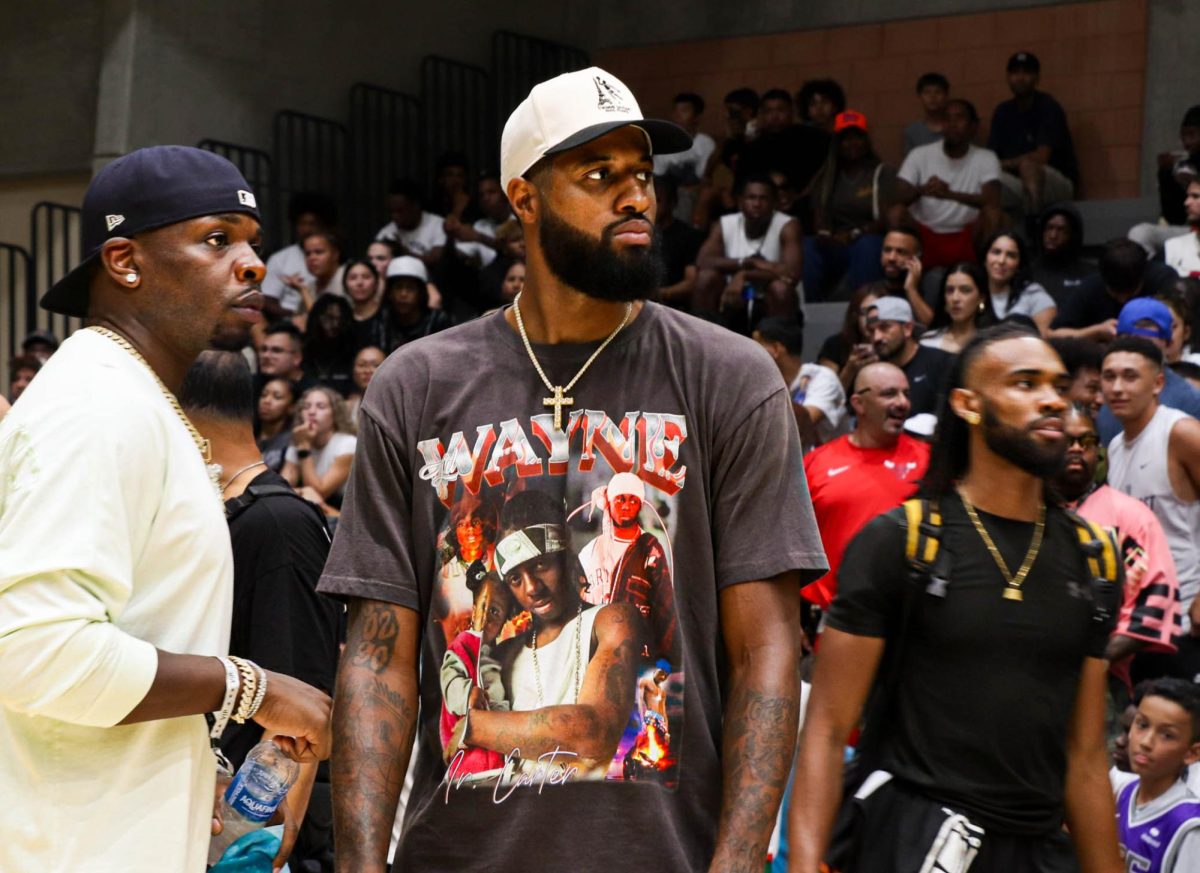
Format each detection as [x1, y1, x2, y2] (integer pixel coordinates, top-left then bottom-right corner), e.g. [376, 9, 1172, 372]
[499, 66, 692, 195]
[385, 255, 428, 282]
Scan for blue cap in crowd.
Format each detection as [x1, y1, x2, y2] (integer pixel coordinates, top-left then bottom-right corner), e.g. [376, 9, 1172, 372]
[1116, 298, 1173, 341]
[40, 145, 261, 317]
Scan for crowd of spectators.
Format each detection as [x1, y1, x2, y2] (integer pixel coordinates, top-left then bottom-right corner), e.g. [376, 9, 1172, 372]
[4, 47, 1200, 869]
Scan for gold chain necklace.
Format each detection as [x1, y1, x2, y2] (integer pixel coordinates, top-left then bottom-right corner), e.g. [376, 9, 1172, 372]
[87, 326, 222, 496]
[959, 489, 1045, 602]
[512, 292, 633, 431]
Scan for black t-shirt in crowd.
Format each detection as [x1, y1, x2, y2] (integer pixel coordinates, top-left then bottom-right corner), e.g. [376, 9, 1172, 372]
[1050, 261, 1179, 330]
[826, 495, 1118, 835]
[987, 91, 1079, 185]
[896, 343, 952, 415]
[220, 469, 342, 770]
[659, 218, 705, 290]
[351, 308, 389, 354]
[741, 124, 830, 193]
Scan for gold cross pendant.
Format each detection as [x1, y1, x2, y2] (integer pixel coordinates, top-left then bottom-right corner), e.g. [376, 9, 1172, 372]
[543, 385, 574, 431]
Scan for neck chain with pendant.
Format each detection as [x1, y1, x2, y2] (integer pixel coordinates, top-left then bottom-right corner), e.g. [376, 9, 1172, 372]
[512, 292, 633, 431]
[531, 603, 584, 708]
[958, 488, 1046, 602]
[87, 326, 223, 496]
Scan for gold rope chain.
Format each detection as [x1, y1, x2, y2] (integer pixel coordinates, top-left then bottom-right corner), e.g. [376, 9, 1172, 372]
[86, 326, 213, 464]
[512, 292, 633, 431]
[959, 490, 1045, 602]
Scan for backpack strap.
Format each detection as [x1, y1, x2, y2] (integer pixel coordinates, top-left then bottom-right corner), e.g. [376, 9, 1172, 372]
[1063, 508, 1121, 625]
[903, 498, 943, 574]
[224, 483, 331, 542]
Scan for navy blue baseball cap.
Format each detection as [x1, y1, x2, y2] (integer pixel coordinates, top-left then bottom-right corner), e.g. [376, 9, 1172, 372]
[40, 145, 262, 317]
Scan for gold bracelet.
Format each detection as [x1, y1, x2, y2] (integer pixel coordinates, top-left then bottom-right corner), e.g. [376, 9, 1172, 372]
[229, 656, 258, 724]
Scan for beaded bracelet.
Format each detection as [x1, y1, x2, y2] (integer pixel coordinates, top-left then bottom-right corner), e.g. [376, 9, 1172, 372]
[247, 662, 269, 721]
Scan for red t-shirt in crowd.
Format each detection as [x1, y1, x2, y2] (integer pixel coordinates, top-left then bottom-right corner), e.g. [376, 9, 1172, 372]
[802, 433, 930, 608]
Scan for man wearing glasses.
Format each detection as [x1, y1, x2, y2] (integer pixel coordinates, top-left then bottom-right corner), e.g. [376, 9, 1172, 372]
[1053, 403, 1182, 668]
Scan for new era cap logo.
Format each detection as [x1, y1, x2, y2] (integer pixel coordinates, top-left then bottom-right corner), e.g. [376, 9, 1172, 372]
[237, 190, 257, 208]
[594, 76, 630, 113]
[105, 214, 125, 232]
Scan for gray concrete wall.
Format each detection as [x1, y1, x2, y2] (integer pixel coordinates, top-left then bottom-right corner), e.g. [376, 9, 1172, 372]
[1140, 0, 1199, 199]
[581, 0, 1091, 48]
[0, 0, 105, 176]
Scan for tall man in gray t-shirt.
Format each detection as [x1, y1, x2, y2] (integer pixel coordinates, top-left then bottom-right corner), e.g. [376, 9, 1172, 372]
[318, 67, 827, 872]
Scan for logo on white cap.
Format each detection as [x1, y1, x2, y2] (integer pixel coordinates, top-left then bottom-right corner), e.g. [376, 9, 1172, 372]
[105, 214, 125, 232]
[237, 190, 257, 208]
[593, 76, 631, 114]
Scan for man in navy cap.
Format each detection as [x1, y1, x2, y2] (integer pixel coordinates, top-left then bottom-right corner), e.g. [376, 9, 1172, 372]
[0, 146, 332, 873]
[988, 51, 1079, 217]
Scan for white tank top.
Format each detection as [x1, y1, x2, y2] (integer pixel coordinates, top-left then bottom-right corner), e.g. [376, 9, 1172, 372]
[720, 210, 792, 263]
[509, 605, 601, 710]
[1108, 405, 1200, 614]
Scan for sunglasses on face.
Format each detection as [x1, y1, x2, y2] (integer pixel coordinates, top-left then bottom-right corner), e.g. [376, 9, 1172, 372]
[1066, 434, 1099, 449]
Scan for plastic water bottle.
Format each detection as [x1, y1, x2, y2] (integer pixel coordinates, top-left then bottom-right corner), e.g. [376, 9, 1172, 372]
[208, 740, 299, 865]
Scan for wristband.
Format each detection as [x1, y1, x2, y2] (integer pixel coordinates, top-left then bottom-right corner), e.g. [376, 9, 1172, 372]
[296, 449, 312, 460]
[211, 656, 239, 736]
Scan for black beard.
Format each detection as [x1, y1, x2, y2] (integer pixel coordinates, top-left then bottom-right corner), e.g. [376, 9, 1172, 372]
[982, 406, 1065, 478]
[209, 322, 251, 352]
[538, 206, 664, 302]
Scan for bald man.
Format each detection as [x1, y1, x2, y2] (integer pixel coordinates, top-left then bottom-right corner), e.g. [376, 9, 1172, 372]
[801, 363, 930, 609]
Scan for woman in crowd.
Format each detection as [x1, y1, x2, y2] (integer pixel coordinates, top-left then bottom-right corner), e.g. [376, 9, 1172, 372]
[366, 240, 396, 297]
[302, 295, 356, 396]
[343, 345, 385, 425]
[803, 112, 894, 299]
[1163, 278, 1200, 364]
[817, 282, 881, 393]
[294, 232, 345, 327]
[282, 386, 357, 510]
[500, 261, 525, 302]
[982, 231, 1056, 334]
[256, 376, 296, 473]
[385, 256, 453, 350]
[919, 262, 996, 354]
[343, 258, 388, 352]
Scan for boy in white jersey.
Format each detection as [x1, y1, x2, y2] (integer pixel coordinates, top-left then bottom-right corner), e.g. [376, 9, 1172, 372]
[1103, 335, 1200, 632]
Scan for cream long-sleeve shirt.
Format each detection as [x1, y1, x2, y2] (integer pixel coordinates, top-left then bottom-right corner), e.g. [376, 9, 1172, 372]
[0, 329, 233, 872]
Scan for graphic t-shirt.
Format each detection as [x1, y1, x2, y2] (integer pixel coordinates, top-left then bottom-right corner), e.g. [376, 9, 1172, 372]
[826, 495, 1119, 835]
[318, 303, 827, 871]
[1072, 485, 1181, 653]
[802, 434, 929, 608]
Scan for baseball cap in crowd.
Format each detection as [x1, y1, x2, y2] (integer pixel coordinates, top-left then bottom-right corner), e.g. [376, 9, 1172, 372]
[867, 297, 914, 324]
[499, 66, 693, 193]
[834, 110, 868, 134]
[40, 145, 261, 317]
[386, 256, 428, 283]
[1007, 52, 1040, 73]
[1117, 298, 1173, 341]
[22, 330, 59, 353]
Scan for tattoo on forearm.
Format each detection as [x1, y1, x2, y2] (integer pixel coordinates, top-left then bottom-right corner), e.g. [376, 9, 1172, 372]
[711, 684, 799, 873]
[333, 603, 414, 868]
[349, 602, 400, 673]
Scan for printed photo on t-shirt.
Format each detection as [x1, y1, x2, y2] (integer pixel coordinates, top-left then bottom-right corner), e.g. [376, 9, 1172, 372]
[417, 410, 687, 797]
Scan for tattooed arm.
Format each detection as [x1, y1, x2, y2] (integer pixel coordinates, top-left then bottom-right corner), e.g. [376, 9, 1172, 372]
[709, 574, 803, 873]
[332, 598, 422, 873]
[464, 601, 643, 762]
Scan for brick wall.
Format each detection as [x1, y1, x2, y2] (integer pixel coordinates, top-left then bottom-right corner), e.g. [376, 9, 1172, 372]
[595, 0, 1147, 200]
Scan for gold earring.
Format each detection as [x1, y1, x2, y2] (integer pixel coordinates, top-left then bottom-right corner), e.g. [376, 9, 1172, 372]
[963, 411, 981, 425]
